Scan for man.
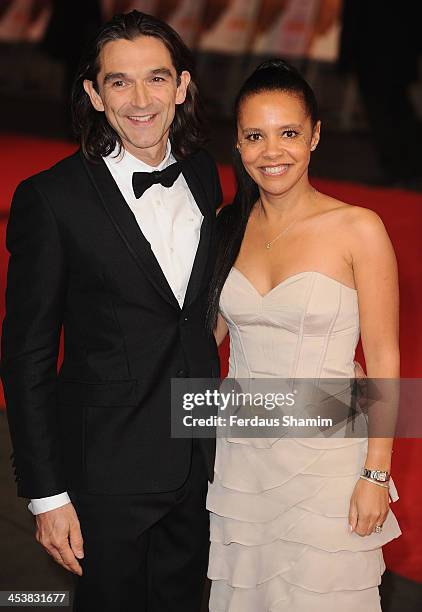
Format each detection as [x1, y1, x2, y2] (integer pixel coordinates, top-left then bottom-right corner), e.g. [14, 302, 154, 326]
[2, 11, 222, 611]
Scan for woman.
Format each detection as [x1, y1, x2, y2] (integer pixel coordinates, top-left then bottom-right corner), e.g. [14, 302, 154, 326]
[206, 60, 401, 611]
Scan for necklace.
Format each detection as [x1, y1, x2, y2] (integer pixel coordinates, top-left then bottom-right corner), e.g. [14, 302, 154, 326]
[259, 189, 317, 249]
[259, 200, 300, 249]
[263, 218, 298, 249]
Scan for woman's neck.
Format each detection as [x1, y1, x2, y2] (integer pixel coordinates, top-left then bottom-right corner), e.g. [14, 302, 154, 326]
[258, 178, 316, 221]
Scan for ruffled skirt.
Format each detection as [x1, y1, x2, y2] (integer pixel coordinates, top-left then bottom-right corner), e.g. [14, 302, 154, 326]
[207, 437, 401, 612]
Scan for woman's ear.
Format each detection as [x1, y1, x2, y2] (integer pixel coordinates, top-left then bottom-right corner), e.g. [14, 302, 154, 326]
[310, 120, 321, 151]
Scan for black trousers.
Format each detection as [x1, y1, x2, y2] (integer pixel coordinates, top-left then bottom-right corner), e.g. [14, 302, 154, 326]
[70, 441, 209, 612]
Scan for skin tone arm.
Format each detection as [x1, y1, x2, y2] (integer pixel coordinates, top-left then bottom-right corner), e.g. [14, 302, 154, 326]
[347, 208, 399, 536]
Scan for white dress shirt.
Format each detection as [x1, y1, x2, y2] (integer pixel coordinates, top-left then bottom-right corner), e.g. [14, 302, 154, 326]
[29, 140, 203, 515]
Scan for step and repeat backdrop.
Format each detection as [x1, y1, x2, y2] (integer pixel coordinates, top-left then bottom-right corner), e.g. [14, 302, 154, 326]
[0, 0, 342, 59]
[2, 0, 421, 127]
[0, 0, 355, 123]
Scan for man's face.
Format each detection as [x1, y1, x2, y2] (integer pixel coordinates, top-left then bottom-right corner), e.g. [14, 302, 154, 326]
[84, 35, 190, 164]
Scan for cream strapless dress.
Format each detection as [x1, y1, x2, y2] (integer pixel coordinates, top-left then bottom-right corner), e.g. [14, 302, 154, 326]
[207, 269, 401, 612]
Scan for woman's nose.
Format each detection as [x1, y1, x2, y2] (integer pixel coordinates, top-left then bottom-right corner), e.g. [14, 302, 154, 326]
[261, 136, 287, 158]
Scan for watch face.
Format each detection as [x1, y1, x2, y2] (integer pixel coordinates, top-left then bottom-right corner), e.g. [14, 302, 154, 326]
[361, 468, 389, 481]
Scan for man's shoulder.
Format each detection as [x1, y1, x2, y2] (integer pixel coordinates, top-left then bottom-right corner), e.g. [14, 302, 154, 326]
[26, 149, 86, 189]
[186, 148, 217, 173]
[186, 148, 222, 209]
[16, 150, 101, 210]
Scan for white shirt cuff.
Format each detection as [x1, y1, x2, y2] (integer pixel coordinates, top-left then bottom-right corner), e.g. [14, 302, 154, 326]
[28, 492, 71, 515]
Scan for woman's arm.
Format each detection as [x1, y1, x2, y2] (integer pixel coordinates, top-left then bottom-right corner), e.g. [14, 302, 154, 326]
[348, 207, 399, 535]
[353, 208, 399, 464]
[214, 313, 229, 347]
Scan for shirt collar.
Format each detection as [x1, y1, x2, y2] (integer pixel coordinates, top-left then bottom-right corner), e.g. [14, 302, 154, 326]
[104, 140, 174, 173]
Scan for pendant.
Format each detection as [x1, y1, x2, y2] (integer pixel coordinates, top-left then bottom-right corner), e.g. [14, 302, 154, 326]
[266, 243, 271, 249]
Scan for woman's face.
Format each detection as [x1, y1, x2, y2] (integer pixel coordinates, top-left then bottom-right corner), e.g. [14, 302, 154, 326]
[236, 90, 320, 196]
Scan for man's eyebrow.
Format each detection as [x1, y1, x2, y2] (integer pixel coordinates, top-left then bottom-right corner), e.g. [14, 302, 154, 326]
[103, 68, 174, 84]
[103, 72, 130, 84]
[150, 67, 173, 77]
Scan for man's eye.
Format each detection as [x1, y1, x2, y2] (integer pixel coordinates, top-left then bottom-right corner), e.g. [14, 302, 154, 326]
[283, 130, 298, 138]
[151, 76, 165, 83]
[112, 80, 125, 88]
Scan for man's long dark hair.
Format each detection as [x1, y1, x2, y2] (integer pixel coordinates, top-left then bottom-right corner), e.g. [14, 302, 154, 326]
[207, 59, 319, 331]
[72, 10, 205, 160]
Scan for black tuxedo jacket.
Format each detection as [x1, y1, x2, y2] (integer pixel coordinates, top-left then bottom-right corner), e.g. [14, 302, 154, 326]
[1, 148, 222, 499]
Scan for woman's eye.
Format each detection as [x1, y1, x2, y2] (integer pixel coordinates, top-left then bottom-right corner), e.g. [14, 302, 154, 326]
[283, 130, 298, 138]
[245, 133, 262, 142]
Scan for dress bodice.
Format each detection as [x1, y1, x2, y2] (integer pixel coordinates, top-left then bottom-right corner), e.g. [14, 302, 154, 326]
[220, 269, 360, 379]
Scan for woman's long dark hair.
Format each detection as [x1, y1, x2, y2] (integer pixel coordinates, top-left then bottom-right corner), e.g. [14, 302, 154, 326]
[207, 58, 319, 331]
[72, 10, 205, 160]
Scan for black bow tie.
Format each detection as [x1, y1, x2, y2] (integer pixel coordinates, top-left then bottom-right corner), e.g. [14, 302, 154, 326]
[132, 161, 183, 199]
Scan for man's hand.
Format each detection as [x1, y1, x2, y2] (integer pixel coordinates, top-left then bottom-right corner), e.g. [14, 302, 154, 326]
[35, 502, 84, 575]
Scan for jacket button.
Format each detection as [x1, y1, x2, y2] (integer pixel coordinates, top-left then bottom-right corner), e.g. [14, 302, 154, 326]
[176, 369, 187, 377]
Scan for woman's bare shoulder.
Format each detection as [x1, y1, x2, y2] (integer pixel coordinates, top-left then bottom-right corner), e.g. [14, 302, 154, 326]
[316, 193, 386, 237]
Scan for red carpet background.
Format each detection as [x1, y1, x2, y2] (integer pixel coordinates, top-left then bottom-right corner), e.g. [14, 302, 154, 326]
[0, 134, 421, 583]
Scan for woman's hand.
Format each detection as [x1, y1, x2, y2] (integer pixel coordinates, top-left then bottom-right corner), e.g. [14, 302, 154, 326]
[354, 361, 366, 378]
[348, 478, 390, 536]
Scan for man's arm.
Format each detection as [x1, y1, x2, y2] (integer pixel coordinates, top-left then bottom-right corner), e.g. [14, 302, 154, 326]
[1, 179, 67, 497]
[2, 179, 84, 574]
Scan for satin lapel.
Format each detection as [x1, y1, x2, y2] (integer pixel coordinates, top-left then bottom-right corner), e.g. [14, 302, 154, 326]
[82, 155, 180, 309]
[182, 157, 212, 309]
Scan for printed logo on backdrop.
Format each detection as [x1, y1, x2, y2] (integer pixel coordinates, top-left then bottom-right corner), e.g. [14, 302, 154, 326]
[198, 0, 261, 54]
[252, 0, 319, 56]
[166, 0, 207, 47]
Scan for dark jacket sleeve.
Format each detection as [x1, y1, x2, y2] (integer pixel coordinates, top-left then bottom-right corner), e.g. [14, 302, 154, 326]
[1, 179, 67, 498]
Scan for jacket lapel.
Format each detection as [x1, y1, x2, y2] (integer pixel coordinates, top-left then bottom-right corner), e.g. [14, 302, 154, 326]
[181, 156, 212, 309]
[82, 154, 180, 309]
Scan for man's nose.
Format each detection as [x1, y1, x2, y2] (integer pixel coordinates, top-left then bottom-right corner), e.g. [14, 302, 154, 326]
[132, 82, 152, 108]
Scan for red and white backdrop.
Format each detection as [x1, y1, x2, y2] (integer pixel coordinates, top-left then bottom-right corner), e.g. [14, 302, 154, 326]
[0, 0, 343, 61]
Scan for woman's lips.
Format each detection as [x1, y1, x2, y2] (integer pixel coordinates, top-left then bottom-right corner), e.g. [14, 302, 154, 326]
[260, 164, 290, 176]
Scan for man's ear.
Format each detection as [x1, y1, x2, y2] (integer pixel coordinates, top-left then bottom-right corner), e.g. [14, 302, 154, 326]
[83, 79, 105, 112]
[310, 120, 321, 151]
[175, 70, 191, 105]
